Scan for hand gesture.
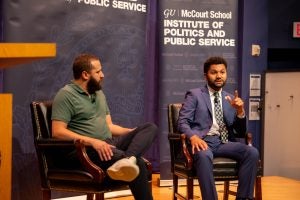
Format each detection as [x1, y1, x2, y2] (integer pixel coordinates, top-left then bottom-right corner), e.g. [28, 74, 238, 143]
[225, 90, 245, 116]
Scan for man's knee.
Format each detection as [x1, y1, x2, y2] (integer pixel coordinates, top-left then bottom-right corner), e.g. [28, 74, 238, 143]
[142, 122, 158, 137]
[247, 146, 259, 162]
[144, 122, 158, 132]
[194, 150, 213, 163]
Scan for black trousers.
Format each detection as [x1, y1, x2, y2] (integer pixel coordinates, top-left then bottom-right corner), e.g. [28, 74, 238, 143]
[80, 122, 157, 200]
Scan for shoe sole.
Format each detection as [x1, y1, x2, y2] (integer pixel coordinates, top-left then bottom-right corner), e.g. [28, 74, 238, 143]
[107, 165, 139, 182]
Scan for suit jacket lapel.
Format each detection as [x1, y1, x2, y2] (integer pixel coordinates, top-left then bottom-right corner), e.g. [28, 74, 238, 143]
[202, 86, 213, 116]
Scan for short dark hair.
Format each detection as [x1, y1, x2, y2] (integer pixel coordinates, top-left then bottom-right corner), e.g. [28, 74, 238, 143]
[203, 56, 227, 74]
[72, 53, 99, 79]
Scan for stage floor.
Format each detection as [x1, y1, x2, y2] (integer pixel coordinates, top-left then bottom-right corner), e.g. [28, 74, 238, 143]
[54, 174, 300, 200]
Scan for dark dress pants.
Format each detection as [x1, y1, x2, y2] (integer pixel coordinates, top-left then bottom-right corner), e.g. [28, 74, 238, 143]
[192, 135, 259, 200]
[98, 122, 157, 200]
[104, 122, 157, 200]
[68, 122, 157, 200]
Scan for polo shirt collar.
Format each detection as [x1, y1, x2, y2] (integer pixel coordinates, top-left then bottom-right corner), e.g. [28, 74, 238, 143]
[70, 80, 88, 95]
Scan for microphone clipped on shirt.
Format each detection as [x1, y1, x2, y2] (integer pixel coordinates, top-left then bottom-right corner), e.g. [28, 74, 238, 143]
[90, 94, 96, 103]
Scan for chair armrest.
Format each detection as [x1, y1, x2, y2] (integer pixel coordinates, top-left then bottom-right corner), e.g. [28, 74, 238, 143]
[180, 134, 193, 169]
[168, 133, 181, 140]
[168, 133, 193, 170]
[36, 138, 105, 183]
[74, 140, 105, 183]
[36, 138, 74, 148]
[246, 133, 253, 146]
[141, 157, 152, 173]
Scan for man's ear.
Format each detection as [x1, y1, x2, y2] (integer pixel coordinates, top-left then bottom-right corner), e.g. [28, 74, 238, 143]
[82, 71, 90, 80]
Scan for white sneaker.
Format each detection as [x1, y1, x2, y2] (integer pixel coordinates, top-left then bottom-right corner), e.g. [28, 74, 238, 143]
[107, 156, 140, 182]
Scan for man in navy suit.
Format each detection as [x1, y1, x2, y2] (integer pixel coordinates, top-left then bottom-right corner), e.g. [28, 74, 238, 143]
[178, 56, 259, 200]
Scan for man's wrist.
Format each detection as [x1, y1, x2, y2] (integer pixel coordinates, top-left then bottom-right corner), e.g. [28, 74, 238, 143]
[237, 109, 245, 118]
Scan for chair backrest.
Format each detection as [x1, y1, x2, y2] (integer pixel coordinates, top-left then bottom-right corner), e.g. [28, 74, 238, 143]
[30, 101, 54, 188]
[167, 103, 185, 172]
[167, 103, 182, 134]
[30, 101, 53, 140]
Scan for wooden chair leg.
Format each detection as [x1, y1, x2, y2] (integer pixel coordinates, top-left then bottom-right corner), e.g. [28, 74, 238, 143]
[87, 194, 94, 200]
[148, 180, 152, 194]
[42, 189, 51, 200]
[223, 181, 229, 200]
[173, 174, 178, 200]
[187, 177, 193, 200]
[87, 193, 104, 200]
[255, 177, 262, 200]
[95, 193, 104, 200]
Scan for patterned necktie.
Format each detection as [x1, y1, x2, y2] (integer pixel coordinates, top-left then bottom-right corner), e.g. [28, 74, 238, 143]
[214, 92, 228, 143]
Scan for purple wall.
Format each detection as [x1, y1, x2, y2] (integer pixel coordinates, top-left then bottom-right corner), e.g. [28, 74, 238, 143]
[239, 0, 268, 153]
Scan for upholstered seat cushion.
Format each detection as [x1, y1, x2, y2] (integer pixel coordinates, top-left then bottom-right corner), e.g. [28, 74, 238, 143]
[174, 157, 239, 179]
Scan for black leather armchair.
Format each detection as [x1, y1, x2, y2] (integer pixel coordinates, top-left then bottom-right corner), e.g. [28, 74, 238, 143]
[30, 101, 152, 200]
[167, 103, 262, 200]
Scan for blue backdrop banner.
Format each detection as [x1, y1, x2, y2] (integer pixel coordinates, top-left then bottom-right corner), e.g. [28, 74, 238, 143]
[2, 0, 151, 199]
[158, 0, 239, 183]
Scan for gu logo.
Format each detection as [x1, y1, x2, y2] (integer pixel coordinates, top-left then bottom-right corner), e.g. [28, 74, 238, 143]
[163, 9, 176, 18]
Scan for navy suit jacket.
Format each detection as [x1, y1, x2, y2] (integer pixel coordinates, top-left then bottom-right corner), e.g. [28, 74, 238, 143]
[177, 85, 247, 141]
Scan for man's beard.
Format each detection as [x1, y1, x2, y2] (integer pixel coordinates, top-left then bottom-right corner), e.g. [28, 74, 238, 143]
[207, 78, 226, 91]
[87, 77, 102, 94]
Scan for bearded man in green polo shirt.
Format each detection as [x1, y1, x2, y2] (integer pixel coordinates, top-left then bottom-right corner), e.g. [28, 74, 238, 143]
[51, 53, 157, 200]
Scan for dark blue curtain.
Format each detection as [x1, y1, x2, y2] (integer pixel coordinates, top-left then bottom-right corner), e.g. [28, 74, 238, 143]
[144, 0, 160, 171]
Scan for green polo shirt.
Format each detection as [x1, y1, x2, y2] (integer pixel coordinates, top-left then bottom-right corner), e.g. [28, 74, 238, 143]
[51, 82, 112, 140]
